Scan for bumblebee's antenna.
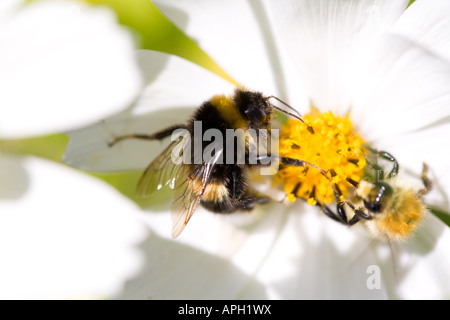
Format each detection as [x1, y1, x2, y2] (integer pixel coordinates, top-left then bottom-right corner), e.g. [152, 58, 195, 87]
[266, 96, 302, 119]
[265, 96, 314, 134]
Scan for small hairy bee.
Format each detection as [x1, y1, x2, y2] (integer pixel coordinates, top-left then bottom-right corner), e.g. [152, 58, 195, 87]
[316, 148, 432, 242]
[109, 88, 316, 238]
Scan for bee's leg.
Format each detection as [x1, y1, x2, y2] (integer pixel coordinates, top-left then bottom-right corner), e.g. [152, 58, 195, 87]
[329, 183, 350, 224]
[278, 157, 328, 175]
[313, 199, 364, 226]
[274, 156, 370, 226]
[366, 147, 399, 180]
[377, 150, 399, 179]
[228, 166, 272, 207]
[317, 201, 369, 226]
[342, 200, 372, 224]
[240, 192, 272, 210]
[252, 154, 326, 174]
[278, 156, 357, 224]
[230, 166, 240, 199]
[251, 155, 328, 178]
[201, 191, 271, 213]
[299, 181, 346, 225]
[325, 181, 372, 226]
[364, 156, 385, 182]
[419, 162, 433, 196]
[346, 177, 360, 188]
[108, 124, 186, 147]
[315, 201, 348, 225]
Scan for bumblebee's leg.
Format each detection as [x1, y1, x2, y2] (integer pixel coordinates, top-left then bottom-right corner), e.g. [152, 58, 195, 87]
[297, 181, 346, 225]
[315, 201, 348, 225]
[239, 192, 272, 211]
[201, 191, 270, 213]
[326, 181, 371, 226]
[313, 200, 364, 226]
[279, 158, 354, 224]
[108, 124, 186, 147]
[331, 184, 351, 224]
[279, 156, 328, 175]
[377, 150, 399, 179]
[346, 177, 360, 188]
[273, 155, 368, 225]
[249, 155, 329, 176]
[229, 166, 271, 207]
[342, 200, 372, 224]
[366, 147, 399, 179]
[419, 162, 433, 196]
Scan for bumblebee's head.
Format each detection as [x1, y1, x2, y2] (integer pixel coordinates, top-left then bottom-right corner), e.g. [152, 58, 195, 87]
[233, 89, 310, 131]
[233, 90, 272, 128]
[361, 181, 393, 214]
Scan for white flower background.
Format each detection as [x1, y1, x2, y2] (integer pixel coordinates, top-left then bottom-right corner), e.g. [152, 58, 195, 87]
[1, 0, 450, 299]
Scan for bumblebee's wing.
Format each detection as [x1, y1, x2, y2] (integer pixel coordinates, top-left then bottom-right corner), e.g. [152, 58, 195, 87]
[170, 149, 223, 238]
[136, 130, 189, 197]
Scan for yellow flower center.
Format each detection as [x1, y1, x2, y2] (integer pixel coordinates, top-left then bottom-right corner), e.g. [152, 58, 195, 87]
[275, 108, 367, 205]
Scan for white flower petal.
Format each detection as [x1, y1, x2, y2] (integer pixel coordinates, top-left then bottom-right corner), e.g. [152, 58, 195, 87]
[119, 202, 294, 299]
[351, 35, 450, 141]
[62, 109, 193, 172]
[63, 50, 235, 172]
[395, 214, 450, 299]
[152, 0, 294, 98]
[393, 0, 450, 62]
[0, 0, 142, 138]
[268, 0, 409, 112]
[243, 206, 450, 299]
[0, 156, 146, 299]
[115, 230, 268, 299]
[131, 50, 235, 115]
[120, 202, 396, 299]
[119, 195, 450, 299]
[0, 0, 19, 22]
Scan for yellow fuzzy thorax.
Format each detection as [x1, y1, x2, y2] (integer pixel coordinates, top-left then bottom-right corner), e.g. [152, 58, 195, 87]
[275, 108, 366, 205]
[210, 94, 247, 130]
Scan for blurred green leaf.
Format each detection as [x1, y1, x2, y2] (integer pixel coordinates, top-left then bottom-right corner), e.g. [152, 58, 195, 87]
[430, 207, 450, 229]
[407, 0, 415, 8]
[0, 133, 69, 162]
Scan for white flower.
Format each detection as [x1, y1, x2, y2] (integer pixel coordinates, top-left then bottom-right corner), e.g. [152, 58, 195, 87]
[64, 0, 450, 299]
[0, 0, 146, 299]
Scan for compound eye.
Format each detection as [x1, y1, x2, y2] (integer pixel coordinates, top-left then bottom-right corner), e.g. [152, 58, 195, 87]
[364, 200, 382, 213]
[245, 107, 266, 121]
[364, 182, 391, 213]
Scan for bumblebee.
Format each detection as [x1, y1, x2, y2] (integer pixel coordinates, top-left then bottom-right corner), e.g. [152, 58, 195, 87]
[315, 148, 432, 242]
[109, 88, 317, 238]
